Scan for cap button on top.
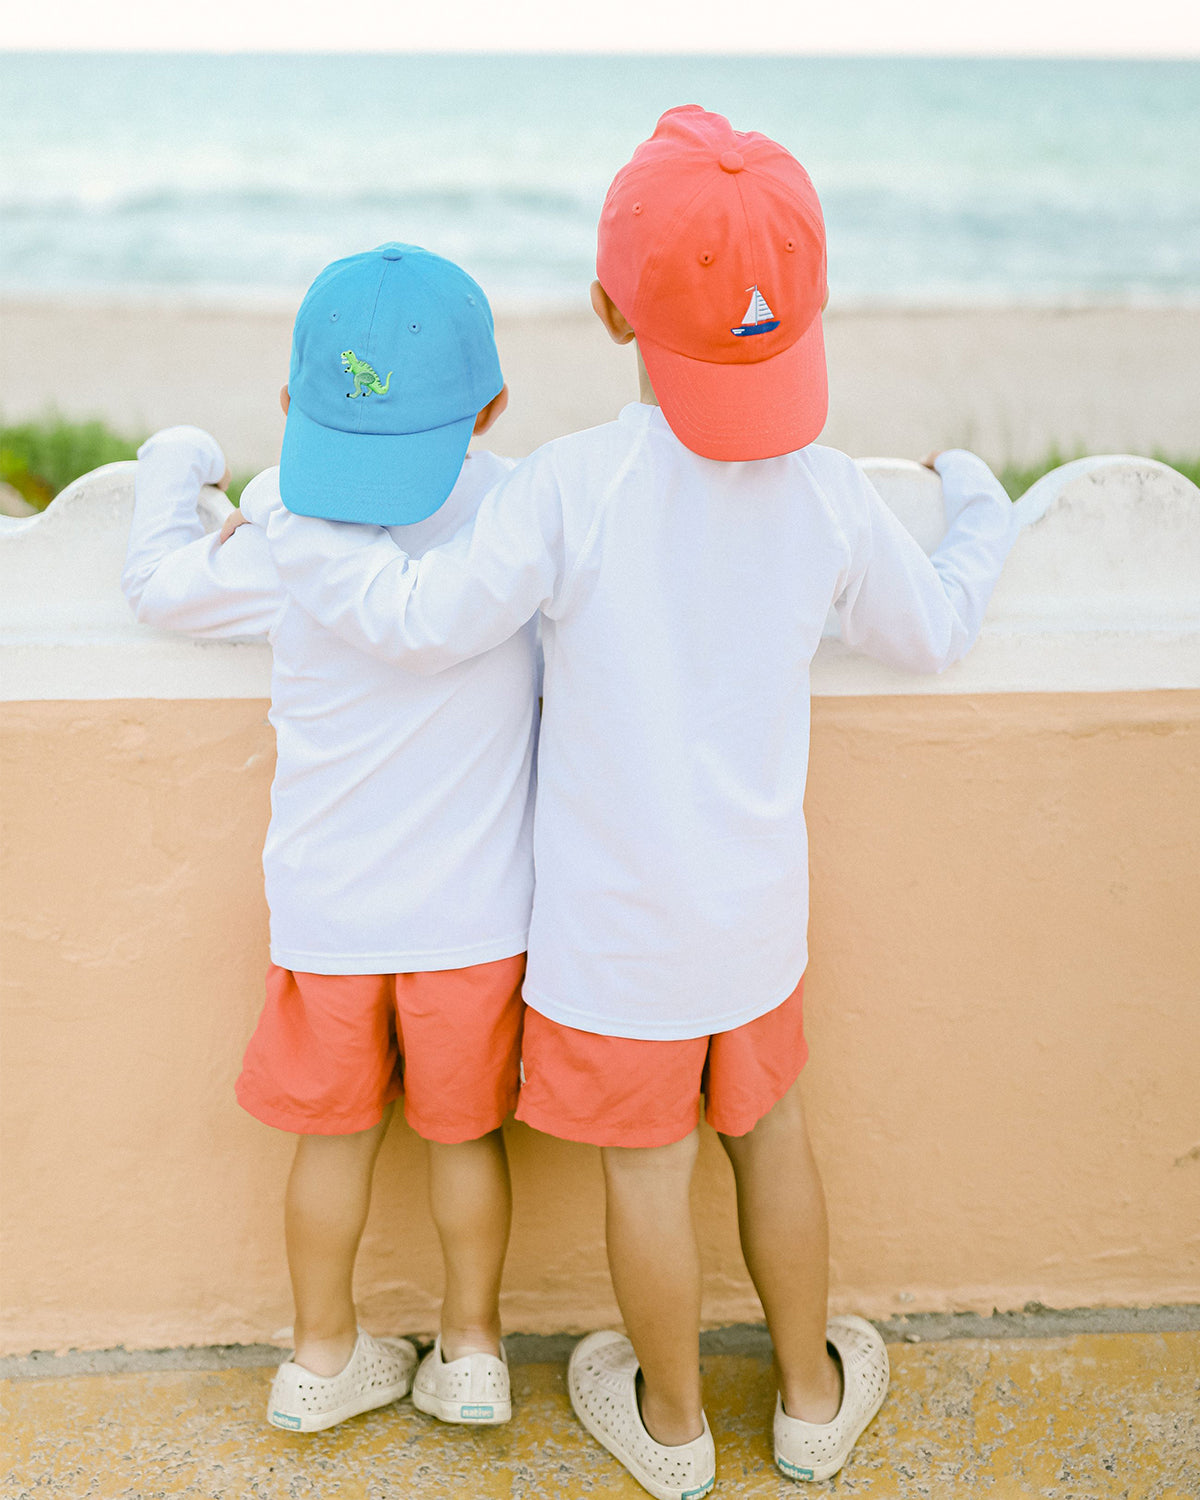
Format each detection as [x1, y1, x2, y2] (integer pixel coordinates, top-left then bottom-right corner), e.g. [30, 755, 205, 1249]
[381, 246, 404, 261]
[719, 150, 745, 173]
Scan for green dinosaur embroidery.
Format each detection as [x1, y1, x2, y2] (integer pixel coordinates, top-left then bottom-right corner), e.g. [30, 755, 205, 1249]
[341, 350, 392, 398]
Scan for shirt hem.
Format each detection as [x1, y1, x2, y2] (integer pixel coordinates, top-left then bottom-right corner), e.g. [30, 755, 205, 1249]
[521, 961, 808, 1042]
[269, 930, 529, 977]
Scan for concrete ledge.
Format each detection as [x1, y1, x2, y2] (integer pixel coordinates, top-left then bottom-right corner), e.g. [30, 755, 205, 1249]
[814, 454, 1200, 693]
[3, 453, 1198, 699]
[0, 461, 272, 701]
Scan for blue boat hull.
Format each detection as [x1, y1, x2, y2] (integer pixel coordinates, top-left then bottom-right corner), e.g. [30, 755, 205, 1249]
[731, 320, 780, 337]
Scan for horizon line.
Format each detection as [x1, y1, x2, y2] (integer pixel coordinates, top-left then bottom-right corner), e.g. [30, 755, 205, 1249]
[5, 47, 1199, 61]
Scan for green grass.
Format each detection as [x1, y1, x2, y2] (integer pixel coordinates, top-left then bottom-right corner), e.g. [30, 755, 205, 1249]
[0, 416, 250, 510]
[3, 414, 1198, 513]
[1, 417, 140, 510]
[998, 449, 1200, 500]
[998, 449, 1083, 500]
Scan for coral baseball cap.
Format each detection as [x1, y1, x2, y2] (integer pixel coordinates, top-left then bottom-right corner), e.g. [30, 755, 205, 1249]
[597, 105, 828, 462]
[280, 243, 503, 524]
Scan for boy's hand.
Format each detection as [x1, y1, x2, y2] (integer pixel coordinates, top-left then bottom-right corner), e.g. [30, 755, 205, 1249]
[220, 510, 250, 544]
[219, 465, 232, 491]
[920, 451, 945, 470]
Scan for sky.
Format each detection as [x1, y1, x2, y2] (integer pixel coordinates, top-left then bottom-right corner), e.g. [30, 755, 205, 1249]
[3, 0, 1199, 55]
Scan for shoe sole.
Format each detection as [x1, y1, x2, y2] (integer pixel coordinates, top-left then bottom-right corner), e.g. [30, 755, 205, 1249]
[268, 1377, 413, 1434]
[774, 1364, 890, 1483]
[411, 1384, 511, 1425]
[567, 1341, 715, 1500]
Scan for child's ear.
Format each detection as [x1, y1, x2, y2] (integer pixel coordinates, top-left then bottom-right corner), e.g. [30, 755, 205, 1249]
[473, 383, 509, 436]
[279, 384, 291, 415]
[591, 280, 636, 346]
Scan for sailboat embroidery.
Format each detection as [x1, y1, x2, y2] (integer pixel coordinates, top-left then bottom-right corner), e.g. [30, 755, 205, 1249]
[731, 285, 780, 337]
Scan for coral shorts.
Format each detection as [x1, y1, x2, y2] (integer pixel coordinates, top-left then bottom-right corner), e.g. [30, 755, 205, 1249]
[515, 974, 807, 1149]
[236, 954, 526, 1143]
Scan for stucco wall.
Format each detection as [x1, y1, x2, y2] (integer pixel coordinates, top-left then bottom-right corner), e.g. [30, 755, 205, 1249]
[1, 457, 1197, 1355]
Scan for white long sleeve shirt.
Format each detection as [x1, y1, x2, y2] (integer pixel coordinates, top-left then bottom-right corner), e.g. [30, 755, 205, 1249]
[124, 426, 538, 975]
[248, 403, 1016, 1037]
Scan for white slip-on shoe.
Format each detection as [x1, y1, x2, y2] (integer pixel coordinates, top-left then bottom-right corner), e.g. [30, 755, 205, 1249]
[774, 1314, 890, 1482]
[267, 1328, 418, 1433]
[568, 1331, 716, 1500]
[411, 1336, 512, 1425]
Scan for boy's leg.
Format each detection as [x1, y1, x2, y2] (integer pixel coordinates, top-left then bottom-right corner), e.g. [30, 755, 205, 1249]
[517, 1013, 716, 1492]
[718, 1076, 841, 1422]
[426, 1128, 511, 1359]
[394, 954, 525, 1368]
[601, 1127, 705, 1446]
[285, 1105, 392, 1376]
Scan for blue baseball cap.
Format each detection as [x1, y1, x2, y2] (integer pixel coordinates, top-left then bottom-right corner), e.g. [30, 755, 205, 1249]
[280, 243, 503, 524]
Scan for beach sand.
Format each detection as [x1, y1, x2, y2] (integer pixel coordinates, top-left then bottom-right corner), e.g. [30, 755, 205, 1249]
[4, 299, 1197, 477]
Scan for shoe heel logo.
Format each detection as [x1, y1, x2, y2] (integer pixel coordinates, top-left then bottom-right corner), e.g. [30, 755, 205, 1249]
[460, 1403, 495, 1419]
[777, 1455, 815, 1479]
[270, 1410, 302, 1430]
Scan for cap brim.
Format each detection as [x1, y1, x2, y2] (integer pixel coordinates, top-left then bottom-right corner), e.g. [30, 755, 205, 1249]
[279, 402, 476, 525]
[638, 313, 827, 462]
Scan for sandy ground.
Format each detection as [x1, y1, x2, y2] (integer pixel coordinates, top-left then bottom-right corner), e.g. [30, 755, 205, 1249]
[3, 299, 1197, 476]
[5, 1332, 1199, 1498]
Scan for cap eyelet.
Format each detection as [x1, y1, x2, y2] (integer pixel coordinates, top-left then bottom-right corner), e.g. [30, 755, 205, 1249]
[698, 250, 714, 266]
[409, 321, 421, 334]
[631, 202, 643, 215]
[784, 238, 796, 252]
[330, 311, 340, 321]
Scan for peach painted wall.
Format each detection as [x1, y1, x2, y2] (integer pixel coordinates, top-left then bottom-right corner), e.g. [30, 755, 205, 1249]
[2, 691, 1198, 1354]
[2, 456, 1198, 1354]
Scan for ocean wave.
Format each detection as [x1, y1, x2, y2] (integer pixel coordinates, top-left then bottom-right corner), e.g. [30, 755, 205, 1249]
[2, 54, 1197, 304]
[0, 182, 598, 218]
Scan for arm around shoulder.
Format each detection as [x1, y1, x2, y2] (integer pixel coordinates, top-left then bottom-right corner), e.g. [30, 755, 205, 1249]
[265, 449, 566, 672]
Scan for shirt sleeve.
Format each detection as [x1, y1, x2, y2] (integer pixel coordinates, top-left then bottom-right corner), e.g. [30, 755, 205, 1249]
[833, 448, 1017, 673]
[262, 451, 566, 673]
[122, 427, 283, 638]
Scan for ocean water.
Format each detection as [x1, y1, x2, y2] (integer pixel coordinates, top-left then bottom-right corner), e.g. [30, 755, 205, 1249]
[2, 54, 1198, 309]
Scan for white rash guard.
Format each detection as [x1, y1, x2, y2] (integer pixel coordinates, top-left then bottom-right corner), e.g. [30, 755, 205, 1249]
[124, 426, 538, 975]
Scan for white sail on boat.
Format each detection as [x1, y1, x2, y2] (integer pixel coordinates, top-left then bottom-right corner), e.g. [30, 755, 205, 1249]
[731, 285, 780, 337]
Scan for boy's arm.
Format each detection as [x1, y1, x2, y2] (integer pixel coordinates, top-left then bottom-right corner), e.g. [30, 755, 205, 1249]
[122, 427, 283, 637]
[833, 449, 1016, 673]
[248, 453, 565, 673]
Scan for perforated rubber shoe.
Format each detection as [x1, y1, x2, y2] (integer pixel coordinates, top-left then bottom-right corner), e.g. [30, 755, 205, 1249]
[774, 1315, 889, 1483]
[267, 1328, 418, 1433]
[568, 1330, 716, 1500]
[411, 1336, 512, 1424]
